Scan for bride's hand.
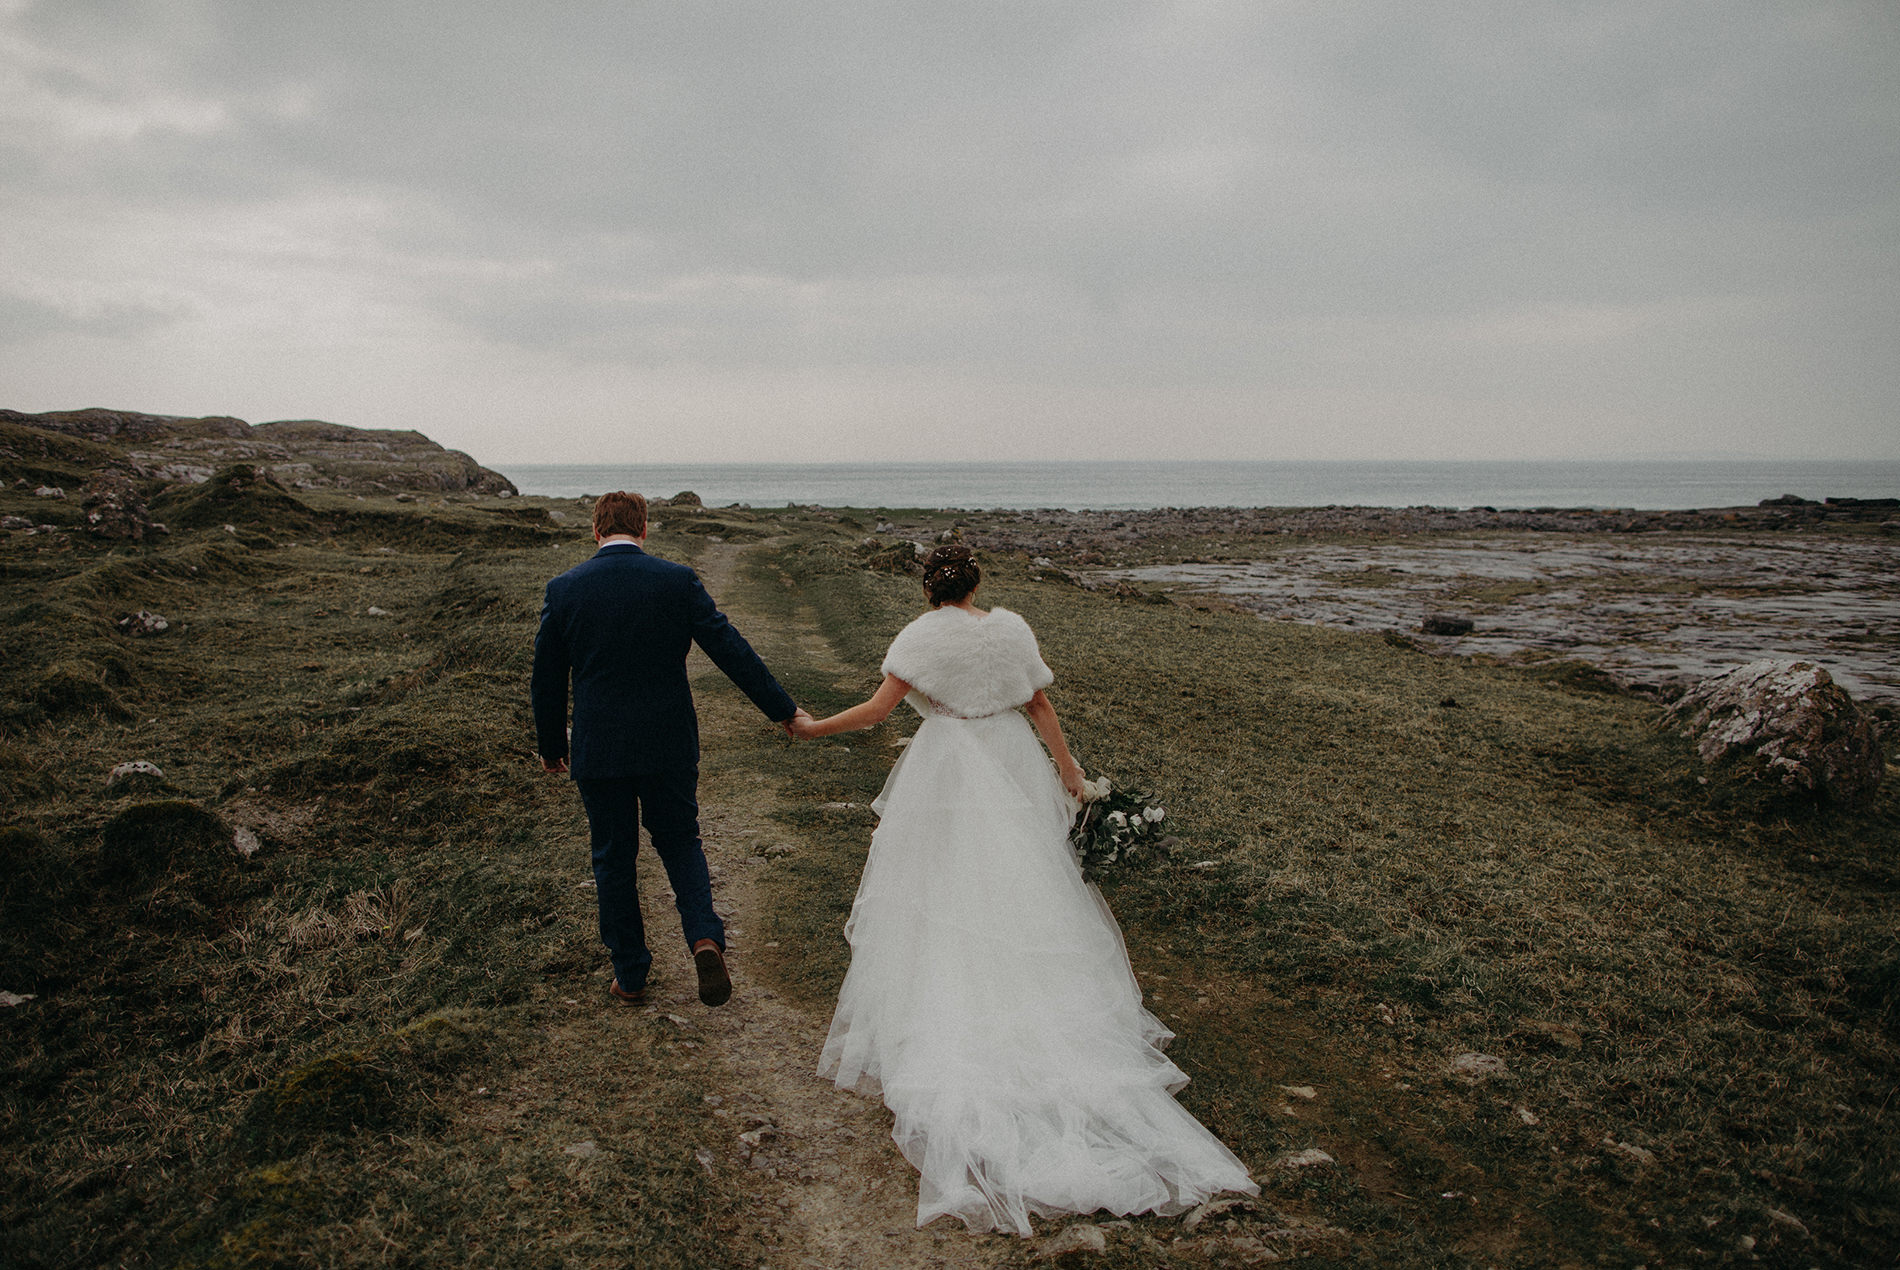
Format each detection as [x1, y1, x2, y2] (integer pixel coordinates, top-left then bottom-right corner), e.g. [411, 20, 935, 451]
[1058, 762, 1087, 801]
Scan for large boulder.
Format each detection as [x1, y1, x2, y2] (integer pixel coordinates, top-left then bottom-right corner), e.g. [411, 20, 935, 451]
[1665, 659, 1885, 802]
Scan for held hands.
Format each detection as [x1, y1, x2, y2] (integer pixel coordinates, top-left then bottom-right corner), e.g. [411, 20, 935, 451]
[541, 756, 568, 774]
[783, 708, 816, 740]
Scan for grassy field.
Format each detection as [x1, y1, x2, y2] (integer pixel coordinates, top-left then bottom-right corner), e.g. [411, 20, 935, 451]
[2, 471, 1895, 1267]
[725, 518, 1900, 1267]
[1, 471, 785, 1268]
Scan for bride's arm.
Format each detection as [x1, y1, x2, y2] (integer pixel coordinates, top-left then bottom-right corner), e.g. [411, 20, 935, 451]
[793, 674, 911, 738]
[1025, 689, 1087, 800]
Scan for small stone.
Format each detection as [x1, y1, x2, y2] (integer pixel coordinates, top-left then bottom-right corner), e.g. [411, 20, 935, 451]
[1449, 1052, 1507, 1080]
[695, 1147, 716, 1176]
[563, 1140, 599, 1159]
[1180, 1196, 1253, 1232]
[1278, 1085, 1317, 1100]
[1515, 1106, 1539, 1125]
[1421, 613, 1474, 636]
[233, 827, 261, 857]
[33, 486, 63, 498]
[1764, 1207, 1808, 1236]
[117, 610, 169, 637]
[1036, 1223, 1107, 1258]
[107, 760, 164, 785]
[366, 606, 391, 617]
[2, 515, 32, 529]
[0, 991, 37, 1007]
[1736, 1234, 1756, 1252]
[1519, 1018, 1584, 1050]
[1278, 1148, 1335, 1168]
[1606, 1139, 1655, 1165]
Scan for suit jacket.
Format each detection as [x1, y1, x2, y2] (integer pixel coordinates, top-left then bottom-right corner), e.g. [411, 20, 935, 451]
[531, 543, 796, 777]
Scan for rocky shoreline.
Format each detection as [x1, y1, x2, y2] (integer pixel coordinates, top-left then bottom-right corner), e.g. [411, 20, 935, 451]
[919, 500, 1900, 717]
[959, 497, 1900, 567]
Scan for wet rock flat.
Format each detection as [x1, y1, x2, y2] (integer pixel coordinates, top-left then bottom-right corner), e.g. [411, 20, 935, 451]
[1104, 533, 1900, 706]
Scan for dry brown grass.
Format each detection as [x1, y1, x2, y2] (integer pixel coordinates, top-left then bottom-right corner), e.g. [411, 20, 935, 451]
[4, 484, 1893, 1268]
[728, 521, 1899, 1268]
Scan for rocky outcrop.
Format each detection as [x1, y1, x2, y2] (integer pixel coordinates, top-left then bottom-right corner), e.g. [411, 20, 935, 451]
[151, 464, 320, 532]
[0, 408, 516, 495]
[80, 471, 164, 540]
[1665, 660, 1885, 802]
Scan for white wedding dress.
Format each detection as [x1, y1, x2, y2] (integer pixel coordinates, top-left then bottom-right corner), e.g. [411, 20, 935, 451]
[817, 605, 1258, 1237]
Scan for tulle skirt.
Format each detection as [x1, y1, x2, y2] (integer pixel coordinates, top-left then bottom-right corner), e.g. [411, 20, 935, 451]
[817, 710, 1258, 1236]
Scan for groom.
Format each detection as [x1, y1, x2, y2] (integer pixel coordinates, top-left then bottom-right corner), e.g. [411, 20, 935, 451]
[532, 490, 809, 1008]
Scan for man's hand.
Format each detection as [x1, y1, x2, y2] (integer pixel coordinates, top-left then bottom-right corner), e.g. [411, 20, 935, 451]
[783, 708, 815, 739]
[541, 756, 568, 774]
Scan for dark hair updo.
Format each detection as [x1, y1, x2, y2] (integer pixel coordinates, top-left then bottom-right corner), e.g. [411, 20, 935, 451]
[922, 544, 980, 607]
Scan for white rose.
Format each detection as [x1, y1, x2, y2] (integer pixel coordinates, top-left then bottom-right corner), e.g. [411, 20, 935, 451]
[1143, 806, 1166, 823]
[1106, 811, 1127, 828]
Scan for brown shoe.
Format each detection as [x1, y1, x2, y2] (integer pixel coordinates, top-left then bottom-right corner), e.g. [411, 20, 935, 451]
[692, 939, 732, 1007]
[609, 979, 647, 1006]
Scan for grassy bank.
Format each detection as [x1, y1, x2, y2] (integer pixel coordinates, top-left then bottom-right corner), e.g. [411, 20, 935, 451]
[3, 479, 1894, 1267]
[728, 520, 1899, 1267]
[0, 476, 780, 1268]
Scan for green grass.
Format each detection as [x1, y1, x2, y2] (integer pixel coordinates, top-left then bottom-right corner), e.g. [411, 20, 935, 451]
[723, 526, 1899, 1268]
[0, 487, 779, 1268]
[5, 485, 1893, 1268]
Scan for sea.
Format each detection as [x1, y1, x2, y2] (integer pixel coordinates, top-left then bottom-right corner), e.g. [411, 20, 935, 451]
[503, 459, 1900, 512]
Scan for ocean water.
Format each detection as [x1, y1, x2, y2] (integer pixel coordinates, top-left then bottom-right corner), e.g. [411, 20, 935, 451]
[503, 459, 1900, 512]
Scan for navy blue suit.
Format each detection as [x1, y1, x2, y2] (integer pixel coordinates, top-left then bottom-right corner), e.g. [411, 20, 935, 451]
[532, 542, 795, 990]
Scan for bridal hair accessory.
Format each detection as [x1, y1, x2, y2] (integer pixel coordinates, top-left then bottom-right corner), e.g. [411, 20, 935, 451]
[920, 543, 981, 606]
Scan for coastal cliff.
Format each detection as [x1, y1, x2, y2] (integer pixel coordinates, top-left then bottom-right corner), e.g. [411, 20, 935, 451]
[0, 407, 517, 496]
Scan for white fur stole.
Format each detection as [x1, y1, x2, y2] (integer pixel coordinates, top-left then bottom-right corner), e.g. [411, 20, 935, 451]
[880, 606, 1054, 718]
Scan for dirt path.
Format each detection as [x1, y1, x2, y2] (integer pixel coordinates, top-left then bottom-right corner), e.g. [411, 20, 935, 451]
[662, 542, 1013, 1270]
[506, 539, 1543, 1266]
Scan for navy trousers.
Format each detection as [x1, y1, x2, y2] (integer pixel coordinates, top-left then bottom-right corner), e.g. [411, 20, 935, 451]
[575, 770, 724, 991]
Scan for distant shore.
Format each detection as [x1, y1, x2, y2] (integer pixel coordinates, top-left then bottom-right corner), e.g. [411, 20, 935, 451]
[504, 457, 1900, 512]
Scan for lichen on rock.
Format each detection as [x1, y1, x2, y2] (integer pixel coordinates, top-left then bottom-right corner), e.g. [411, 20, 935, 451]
[1665, 658, 1885, 802]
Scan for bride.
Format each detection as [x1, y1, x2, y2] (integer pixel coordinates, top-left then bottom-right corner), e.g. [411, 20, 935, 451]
[789, 544, 1257, 1236]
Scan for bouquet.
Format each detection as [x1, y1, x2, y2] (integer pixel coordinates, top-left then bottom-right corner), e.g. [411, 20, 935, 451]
[1069, 775, 1174, 871]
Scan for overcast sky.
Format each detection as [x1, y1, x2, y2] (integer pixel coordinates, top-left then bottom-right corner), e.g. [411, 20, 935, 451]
[3, 1, 1896, 465]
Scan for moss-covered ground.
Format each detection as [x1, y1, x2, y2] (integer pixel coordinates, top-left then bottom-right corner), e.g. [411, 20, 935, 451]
[1, 475, 1894, 1267]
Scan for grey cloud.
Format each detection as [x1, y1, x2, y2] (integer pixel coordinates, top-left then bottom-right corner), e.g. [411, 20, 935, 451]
[2, 0, 1895, 456]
